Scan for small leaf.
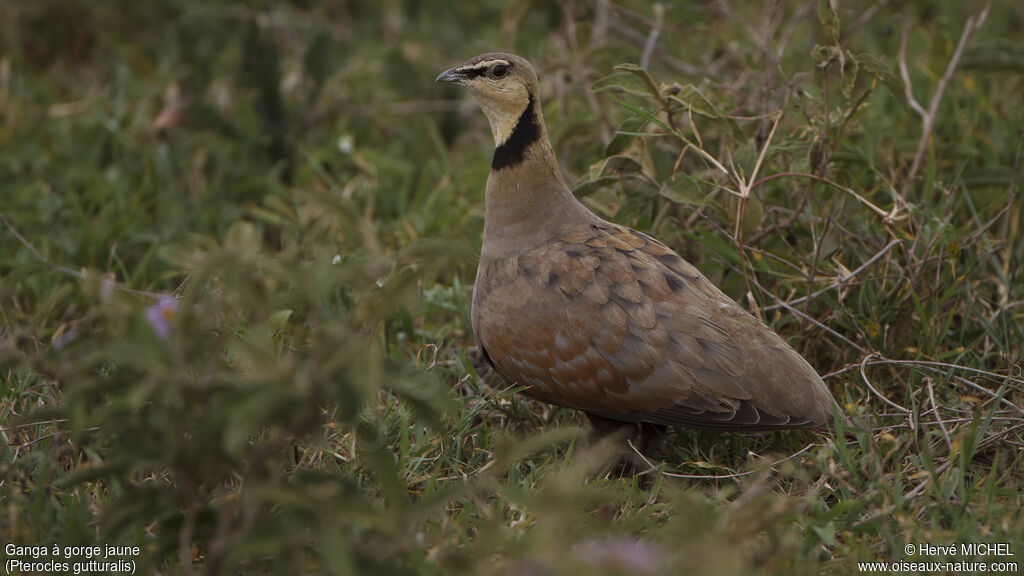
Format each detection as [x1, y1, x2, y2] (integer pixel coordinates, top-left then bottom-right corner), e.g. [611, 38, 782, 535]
[597, 154, 643, 176]
[791, 155, 811, 175]
[818, 0, 840, 44]
[812, 44, 840, 67]
[732, 141, 757, 179]
[818, 226, 843, 260]
[660, 173, 707, 206]
[612, 63, 661, 97]
[841, 49, 859, 99]
[268, 309, 293, 331]
[811, 522, 837, 547]
[666, 84, 723, 118]
[225, 221, 260, 256]
[857, 52, 909, 108]
[605, 115, 649, 156]
[572, 175, 618, 197]
[592, 72, 652, 96]
[809, 136, 828, 175]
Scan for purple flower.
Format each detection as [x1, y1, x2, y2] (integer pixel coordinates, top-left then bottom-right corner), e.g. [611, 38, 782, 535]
[52, 327, 76, 351]
[145, 295, 178, 339]
[574, 537, 663, 573]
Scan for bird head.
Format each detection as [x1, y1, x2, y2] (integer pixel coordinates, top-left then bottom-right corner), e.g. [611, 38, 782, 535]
[436, 52, 540, 147]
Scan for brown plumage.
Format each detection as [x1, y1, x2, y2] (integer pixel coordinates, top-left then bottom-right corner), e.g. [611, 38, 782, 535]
[437, 53, 840, 432]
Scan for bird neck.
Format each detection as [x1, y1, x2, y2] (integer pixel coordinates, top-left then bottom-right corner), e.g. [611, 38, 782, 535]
[481, 95, 597, 261]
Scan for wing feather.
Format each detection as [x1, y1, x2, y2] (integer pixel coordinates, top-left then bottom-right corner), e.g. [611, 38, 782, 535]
[471, 222, 838, 430]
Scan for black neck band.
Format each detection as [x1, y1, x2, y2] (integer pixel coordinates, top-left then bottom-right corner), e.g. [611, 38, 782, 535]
[491, 94, 540, 171]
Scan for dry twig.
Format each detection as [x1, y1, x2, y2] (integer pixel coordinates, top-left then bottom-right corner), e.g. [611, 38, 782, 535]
[1, 212, 166, 300]
[763, 239, 901, 312]
[627, 439, 822, 480]
[898, 1, 994, 199]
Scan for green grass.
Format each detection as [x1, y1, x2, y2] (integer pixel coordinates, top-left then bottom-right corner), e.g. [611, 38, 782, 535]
[2, 0, 1023, 574]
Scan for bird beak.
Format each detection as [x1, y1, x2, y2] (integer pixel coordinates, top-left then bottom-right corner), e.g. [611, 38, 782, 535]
[435, 67, 465, 83]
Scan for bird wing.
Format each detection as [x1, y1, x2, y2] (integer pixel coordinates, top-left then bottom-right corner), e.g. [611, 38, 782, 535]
[472, 222, 837, 431]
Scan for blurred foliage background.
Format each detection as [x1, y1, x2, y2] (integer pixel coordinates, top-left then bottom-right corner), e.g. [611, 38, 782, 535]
[1, 0, 1022, 574]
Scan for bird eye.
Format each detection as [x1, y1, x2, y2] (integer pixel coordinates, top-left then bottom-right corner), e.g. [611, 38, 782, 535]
[492, 64, 508, 78]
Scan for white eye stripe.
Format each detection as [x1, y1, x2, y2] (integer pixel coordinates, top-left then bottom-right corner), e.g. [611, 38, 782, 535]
[457, 59, 511, 73]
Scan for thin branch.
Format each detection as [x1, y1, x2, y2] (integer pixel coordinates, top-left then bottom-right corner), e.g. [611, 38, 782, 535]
[1, 212, 48, 262]
[629, 439, 820, 480]
[897, 20, 927, 118]
[860, 354, 910, 414]
[880, 416, 1023, 428]
[937, 370, 1024, 416]
[750, 275, 869, 354]
[858, 422, 1024, 527]
[20, 427, 99, 449]
[763, 239, 901, 312]
[1, 212, 166, 300]
[741, 110, 784, 198]
[925, 377, 953, 453]
[840, 0, 893, 41]
[639, 4, 664, 70]
[855, 461, 951, 527]
[822, 356, 1024, 416]
[752, 171, 896, 221]
[606, 95, 733, 178]
[606, 6, 702, 76]
[873, 359, 1024, 388]
[0, 418, 70, 433]
[824, 356, 1024, 387]
[899, 1, 993, 198]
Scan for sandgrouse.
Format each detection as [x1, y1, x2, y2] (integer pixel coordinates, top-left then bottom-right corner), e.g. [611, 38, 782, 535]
[437, 53, 840, 432]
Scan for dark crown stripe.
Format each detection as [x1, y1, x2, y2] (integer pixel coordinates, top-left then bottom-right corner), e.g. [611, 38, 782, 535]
[457, 59, 510, 79]
[492, 94, 541, 171]
[461, 67, 487, 79]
